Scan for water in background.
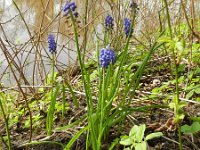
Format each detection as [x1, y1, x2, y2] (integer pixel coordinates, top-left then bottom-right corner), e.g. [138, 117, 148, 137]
[0, 0, 80, 86]
[0, 0, 199, 86]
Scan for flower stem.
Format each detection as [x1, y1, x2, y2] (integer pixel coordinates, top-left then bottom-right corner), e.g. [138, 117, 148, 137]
[163, 0, 182, 149]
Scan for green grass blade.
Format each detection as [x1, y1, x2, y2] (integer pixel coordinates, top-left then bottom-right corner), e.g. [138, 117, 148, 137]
[64, 126, 88, 150]
[46, 84, 61, 135]
[62, 84, 66, 118]
[65, 80, 79, 108]
[54, 114, 87, 132]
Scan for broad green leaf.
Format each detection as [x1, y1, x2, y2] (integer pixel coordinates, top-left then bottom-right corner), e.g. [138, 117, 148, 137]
[178, 101, 186, 108]
[191, 122, 200, 133]
[129, 124, 145, 142]
[176, 114, 185, 120]
[181, 122, 200, 134]
[186, 90, 194, 99]
[197, 97, 200, 102]
[145, 132, 163, 141]
[136, 124, 146, 142]
[129, 125, 138, 137]
[120, 136, 132, 146]
[194, 67, 200, 75]
[185, 84, 199, 91]
[181, 124, 191, 134]
[195, 88, 200, 94]
[135, 141, 147, 150]
[169, 102, 175, 109]
[191, 117, 200, 122]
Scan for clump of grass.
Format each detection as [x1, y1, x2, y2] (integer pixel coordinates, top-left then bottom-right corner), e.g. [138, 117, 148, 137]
[62, 2, 164, 149]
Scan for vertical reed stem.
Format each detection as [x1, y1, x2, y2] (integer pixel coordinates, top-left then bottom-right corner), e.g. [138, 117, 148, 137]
[0, 98, 11, 150]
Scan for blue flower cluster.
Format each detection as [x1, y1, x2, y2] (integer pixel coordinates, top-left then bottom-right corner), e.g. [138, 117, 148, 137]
[105, 15, 114, 30]
[99, 47, 116, 68]
[63, 2, 78, 18]
[48, 34, 57, 54]
[124, 18, 133, 38]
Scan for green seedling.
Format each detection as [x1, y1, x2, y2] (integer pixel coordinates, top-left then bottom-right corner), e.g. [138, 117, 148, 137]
[181, 122, 200, 134]
[120, 124, 163, 150]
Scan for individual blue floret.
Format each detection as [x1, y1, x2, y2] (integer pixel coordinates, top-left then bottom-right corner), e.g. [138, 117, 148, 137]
[73, 12, 79, 18]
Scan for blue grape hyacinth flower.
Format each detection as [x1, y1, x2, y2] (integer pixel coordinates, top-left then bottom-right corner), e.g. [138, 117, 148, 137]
[63, 2, 78, 18]
[105, 15, 114, 30]
[124, 18, 133, 37]
[100, 47, 116, 68]
[48, 34, 57, 54]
